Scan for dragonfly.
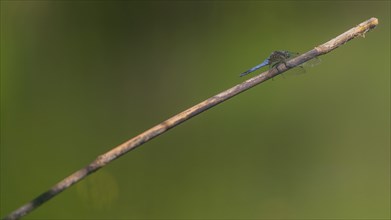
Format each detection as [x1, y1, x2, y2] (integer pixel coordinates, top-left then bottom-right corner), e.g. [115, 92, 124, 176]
[240, 50, 301, 77]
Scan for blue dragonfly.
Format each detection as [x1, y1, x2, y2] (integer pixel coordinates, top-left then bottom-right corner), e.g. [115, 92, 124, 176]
[240, 50, 300, 77]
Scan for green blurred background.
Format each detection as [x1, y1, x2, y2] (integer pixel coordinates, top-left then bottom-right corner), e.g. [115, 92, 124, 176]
[1, 1, 390, 219]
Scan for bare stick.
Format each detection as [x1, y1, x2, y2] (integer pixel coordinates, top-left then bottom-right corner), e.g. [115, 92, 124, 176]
[2, 17, 378, 220]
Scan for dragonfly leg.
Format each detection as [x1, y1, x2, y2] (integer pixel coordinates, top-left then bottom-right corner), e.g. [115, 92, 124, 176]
[283, 61, 292, 69]
[272, 62, 286, 72]
[279, 63, 287, 78]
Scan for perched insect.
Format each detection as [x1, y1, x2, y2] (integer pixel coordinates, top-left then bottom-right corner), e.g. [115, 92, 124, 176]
[240, 50, 299, 77]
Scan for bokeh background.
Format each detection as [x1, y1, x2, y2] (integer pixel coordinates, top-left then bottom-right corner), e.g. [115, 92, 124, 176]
[1, 1, 390, 219]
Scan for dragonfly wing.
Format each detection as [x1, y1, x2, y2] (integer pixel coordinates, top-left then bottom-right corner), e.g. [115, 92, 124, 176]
[287, 57, 321, 76]
[239, 59, 269, 77]
[286, 51, 300, 58]
[303, 57, 321, 67]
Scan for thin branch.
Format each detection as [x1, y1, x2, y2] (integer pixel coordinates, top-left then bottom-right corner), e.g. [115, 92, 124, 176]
[2, 17, 378, 220]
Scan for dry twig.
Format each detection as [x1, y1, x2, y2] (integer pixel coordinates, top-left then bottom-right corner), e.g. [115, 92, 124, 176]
[3, 17, 378, 220]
